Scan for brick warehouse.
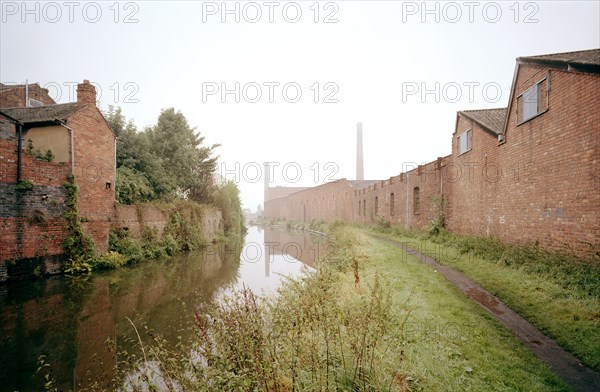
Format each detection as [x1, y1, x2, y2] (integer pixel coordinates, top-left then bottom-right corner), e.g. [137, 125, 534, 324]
[264, 49, 600, 257]
[0, 81, 116, 280]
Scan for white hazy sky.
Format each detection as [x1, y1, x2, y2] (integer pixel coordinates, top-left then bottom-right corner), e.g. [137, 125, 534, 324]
[2, 1, 599, 210]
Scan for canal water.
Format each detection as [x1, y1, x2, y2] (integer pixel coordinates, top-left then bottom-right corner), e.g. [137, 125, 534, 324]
[0, 225, 327, 391]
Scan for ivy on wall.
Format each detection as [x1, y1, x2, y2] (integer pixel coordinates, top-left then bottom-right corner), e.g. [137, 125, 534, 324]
[62, 174, 96, 274]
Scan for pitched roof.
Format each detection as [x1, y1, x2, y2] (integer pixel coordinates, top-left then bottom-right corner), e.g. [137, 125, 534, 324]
[517, 49, 600, 74]
[0, 83, 38, 92]
[1, 103, 85, 124]
[459, 108, 507, 136]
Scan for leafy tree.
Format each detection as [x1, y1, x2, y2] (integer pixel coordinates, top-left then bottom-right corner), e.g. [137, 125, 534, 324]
[105, 106, 220, 205]
[215, 180, 246, 237]
[146, 108, 219, 202]
[115, 166, 155, 204]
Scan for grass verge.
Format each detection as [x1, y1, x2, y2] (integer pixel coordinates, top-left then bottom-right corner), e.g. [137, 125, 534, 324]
[370, 225, 600, 372]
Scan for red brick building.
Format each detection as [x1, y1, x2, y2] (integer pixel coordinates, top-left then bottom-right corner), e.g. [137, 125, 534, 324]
[264, 49, 600, 256]
[0, 81, 116, 281]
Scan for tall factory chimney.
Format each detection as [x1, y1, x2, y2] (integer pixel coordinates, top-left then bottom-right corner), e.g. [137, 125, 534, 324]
[264, 162, 270, 203]
[356, 122, 364, 181]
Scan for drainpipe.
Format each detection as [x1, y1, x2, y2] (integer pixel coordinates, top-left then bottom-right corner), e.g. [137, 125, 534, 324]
[440, 160, 443, 199]
[405, 172, 410, 227]
[114, 136, 117, 196]
[54, 119, 75, 174]
[16, 122, 23, 182]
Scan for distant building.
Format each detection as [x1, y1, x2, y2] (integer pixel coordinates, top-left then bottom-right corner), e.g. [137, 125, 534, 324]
[264, 49, 600, 256]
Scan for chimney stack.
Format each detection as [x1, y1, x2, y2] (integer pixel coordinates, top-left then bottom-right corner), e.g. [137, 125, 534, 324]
[77, 80, 96, 105]
[264, 162, 271, 203]
[356, 122, 364, 181]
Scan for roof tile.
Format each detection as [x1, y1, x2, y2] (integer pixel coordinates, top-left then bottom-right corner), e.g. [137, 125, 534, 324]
[459, 108, 507, 136]
[1, 103, 85, 124]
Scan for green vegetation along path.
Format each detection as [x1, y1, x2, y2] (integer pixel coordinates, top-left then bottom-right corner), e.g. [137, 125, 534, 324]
[374, 235, 600, 392]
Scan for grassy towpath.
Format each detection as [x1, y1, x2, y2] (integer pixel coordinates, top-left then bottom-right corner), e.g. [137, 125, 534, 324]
[369, 233, 600, 391]
[329, 227, 572, 391]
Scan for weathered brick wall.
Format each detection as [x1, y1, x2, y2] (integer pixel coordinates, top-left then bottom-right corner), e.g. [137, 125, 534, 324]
[0, 84, 56, 108]
[0, 102, 115, 276]
[0, 122, 71, 277]
[356, 157, 450, 230]
[445, 116, 501, 237]
[445, 66, 599, 254]
[0, 114, 18, 183]
[475, 66, 597, 253]
[1, 112, 71, 273]
[265, 158, 450, 231]
[265, 179, 356, 223]
[68, 105, 116, 254]
[113, 203, 224, 243]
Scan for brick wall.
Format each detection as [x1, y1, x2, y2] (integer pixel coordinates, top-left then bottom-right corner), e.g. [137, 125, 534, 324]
[0, 117, 70, 275]
[461, 65, 598, 253]
[445, 115, 501, 238]
[0, 84, 56, 108]
[68, 105, 116, 254]
[0, 101, 116, 277]
[265, 158, 450, 232]
[265, 179, 356, 223]
[445, 66, 599, 254]
[113, 203, 224, 243]
[264, 64, 599, 257]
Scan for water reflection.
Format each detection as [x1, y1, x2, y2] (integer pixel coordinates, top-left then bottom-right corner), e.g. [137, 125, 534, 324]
[226, 225, 326, 295]
[0, 225, 323, 391]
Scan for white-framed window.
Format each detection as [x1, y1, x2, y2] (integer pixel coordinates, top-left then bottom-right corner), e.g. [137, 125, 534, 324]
[457, 129, 472, 155]
[522, 83, 540, 122]
[517, 77, 548, 125]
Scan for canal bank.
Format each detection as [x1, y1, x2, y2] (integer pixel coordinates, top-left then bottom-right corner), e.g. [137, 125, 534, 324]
[2, 223, 580, 391]
[0, 225, 320, 391]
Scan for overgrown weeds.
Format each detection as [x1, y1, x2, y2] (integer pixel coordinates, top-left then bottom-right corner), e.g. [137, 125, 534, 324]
[39, 223, 405, 391]
[379, 225, 600, 298]
[63, 174, 96, 274]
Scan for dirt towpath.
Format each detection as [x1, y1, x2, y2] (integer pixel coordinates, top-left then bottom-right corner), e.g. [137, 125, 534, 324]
[374, 235, 600, 392]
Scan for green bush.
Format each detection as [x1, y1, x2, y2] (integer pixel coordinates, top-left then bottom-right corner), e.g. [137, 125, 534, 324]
[214, 180, 246, 238]
[109, 228, 145, 263]
[16, 179, 34, 191]
[161, 234, 178, 256]
[93, 251, 128, 269]
[164, 211, 207, 251]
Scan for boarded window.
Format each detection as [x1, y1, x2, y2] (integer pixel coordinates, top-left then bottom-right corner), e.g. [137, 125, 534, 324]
[413, 187, 420, 215]
[363, 199, 366, 217]
[457, 129, 472, 155]
[390, 193, 395, 216]
[374, 196, 378, 214]
[358, 200, 361, 216]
